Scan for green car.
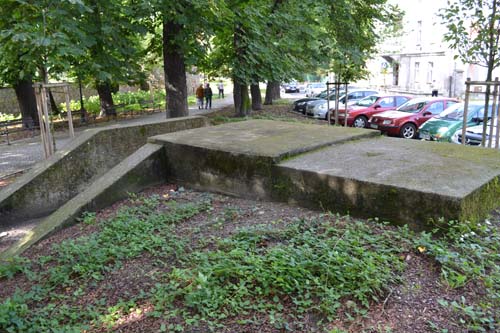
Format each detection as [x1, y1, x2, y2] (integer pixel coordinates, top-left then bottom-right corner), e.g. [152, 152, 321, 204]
[419, 102, 492, 142]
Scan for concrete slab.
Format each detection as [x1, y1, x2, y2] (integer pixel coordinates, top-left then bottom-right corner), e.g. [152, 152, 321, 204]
[149, 119, 379, 161]
[277, 137, 500, 229]
[149, 120, 380, 199]
[151, 120, 500, 229]
[280, 136, 500, 198]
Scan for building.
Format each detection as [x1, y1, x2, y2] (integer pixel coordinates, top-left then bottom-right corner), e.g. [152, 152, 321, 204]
[364, 0, 497, 98]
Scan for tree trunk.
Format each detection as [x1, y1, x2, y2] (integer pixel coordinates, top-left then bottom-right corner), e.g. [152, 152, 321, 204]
[96, 81, 115, 116]
[264, 81, 281, 105]
[49, 90, 60, 115]
[13, 79, 39, 128]
[163, 19, 188, 118]
[250, 83, 263, 110]
[234, 81, 251, 117]
[481, 0, 498, 146]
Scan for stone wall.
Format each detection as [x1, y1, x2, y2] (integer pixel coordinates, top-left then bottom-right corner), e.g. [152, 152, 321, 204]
[0, 84, 97, 116]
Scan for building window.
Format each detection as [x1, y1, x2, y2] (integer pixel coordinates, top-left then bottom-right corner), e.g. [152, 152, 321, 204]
[427, 62, 434, 83]
[414, 62, 420, 83]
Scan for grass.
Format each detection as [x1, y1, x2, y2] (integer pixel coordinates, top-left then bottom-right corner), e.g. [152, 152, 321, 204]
[1, 189, 499, 332]
[0, 112, 21, 122]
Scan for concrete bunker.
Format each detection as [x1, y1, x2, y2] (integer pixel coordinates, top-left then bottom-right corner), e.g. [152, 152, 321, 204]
[2, 118, 500, 258]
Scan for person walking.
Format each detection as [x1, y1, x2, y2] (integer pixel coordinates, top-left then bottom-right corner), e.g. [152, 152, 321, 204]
[196, 84, 205, 109]
[218, 80, 224, 98]
[204, 83, 213, 109]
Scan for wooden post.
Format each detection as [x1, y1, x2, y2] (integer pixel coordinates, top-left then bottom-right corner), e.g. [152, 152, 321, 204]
[326, 81, 330, 125]
[334, 82, 340, 126]
[461, 78, 471, 145]
[344, 82, 348, 127]
[488, 78, 498, 148]
[496, 85, 500, 149]
[35, 86, 49, 158]
[64, 84, 75, 138]
[40, 86, 54, 156]
[149, 81, 155, 111]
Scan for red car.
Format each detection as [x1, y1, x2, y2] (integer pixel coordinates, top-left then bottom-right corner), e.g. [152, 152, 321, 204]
[368, 97, 458, 139]
[335, 95, 412, 128]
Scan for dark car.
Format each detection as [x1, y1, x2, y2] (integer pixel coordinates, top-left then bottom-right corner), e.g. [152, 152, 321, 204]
[335, 94, 412, 128]
[368, 97, 458, 139]
[283, 82, 299, 93]
[292, 88, 344, 114]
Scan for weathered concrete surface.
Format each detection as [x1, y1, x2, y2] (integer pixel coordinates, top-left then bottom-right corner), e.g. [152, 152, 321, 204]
[149, 119, 379, 161]
[151, 120, 500, 229]
[0, 143, 166, 259]
[0, 116, 208, 225]
[277, 137, 500, 229]
[149, 119, 379, 199]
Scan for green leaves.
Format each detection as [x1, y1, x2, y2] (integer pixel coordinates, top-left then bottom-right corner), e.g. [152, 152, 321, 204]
[439, 0, 500, 80]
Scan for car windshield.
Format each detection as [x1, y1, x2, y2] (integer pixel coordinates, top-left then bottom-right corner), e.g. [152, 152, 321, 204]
[440, 104, 483, 121]
[356, 95, 379, 107]
[397, 100, 428, 113]
[316, 90, 328, 98]
[312, 83, 326, 88]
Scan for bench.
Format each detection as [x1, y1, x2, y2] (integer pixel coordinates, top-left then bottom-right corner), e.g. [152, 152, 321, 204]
[0, 119, 36, 145]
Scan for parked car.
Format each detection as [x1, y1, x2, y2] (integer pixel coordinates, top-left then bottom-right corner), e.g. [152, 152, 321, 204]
[283, 82, 299, 93]
[292, 88, 345, 114]
[368, 97, 458, 139]
[335, 94, 412, 128]
[304, 82, 327, 97]
[419, 102, 495, 142]
[292, 90, 327, 113]
[452, 121, 499, 147]
[307, 89, 379, 120]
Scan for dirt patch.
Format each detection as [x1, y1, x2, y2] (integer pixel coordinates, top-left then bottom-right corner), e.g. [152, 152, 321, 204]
[1, 184, 496, 332]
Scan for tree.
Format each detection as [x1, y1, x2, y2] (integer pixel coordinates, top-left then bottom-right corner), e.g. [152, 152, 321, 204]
[141, 0, 217, 118]
[76, 0, 146, 116]
[0, 0, 88, 127]
[440, 0, 500, 143]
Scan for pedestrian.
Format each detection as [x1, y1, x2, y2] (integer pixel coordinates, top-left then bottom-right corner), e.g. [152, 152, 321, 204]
[218, 80, 224, 98]
[204, 83, 213, 109]
[431, 80, 438, 97]
[196, 84, 204, 109]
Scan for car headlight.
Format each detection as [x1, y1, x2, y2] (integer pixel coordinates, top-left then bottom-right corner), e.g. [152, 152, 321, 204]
[434, 127, 449, 139]
[318, 103, 327, 110]
[382, 120, 392, 125]
[297, 102, 305, 106]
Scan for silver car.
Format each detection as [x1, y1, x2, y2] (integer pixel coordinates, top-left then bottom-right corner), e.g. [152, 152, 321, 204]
[306, 89, 379, 120]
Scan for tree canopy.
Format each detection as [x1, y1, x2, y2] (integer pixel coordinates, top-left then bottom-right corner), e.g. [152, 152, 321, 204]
[0, 0, 397, 118]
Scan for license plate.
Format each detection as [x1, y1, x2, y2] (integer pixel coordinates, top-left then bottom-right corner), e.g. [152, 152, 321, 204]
[370, 123, 378, 129]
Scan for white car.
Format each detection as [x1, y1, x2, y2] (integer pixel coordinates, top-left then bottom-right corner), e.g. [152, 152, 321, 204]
[304, 82, 327, 97]
[451, 120, 499, 147]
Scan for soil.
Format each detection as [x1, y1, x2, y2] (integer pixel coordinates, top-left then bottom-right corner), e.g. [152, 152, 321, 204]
[1, 185, 494, 332]
[0, 103, 497, 332]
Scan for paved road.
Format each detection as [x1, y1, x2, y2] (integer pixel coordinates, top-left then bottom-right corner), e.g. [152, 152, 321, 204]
[0, 96, 234, 180]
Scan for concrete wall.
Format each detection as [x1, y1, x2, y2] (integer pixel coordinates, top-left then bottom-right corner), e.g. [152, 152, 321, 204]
[0, 143, 167, 259]
[0, 116, 208, 225]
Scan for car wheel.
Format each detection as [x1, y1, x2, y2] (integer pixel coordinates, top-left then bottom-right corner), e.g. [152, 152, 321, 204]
[353, 116, 367, 128]
[400, 123, 417, 139]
